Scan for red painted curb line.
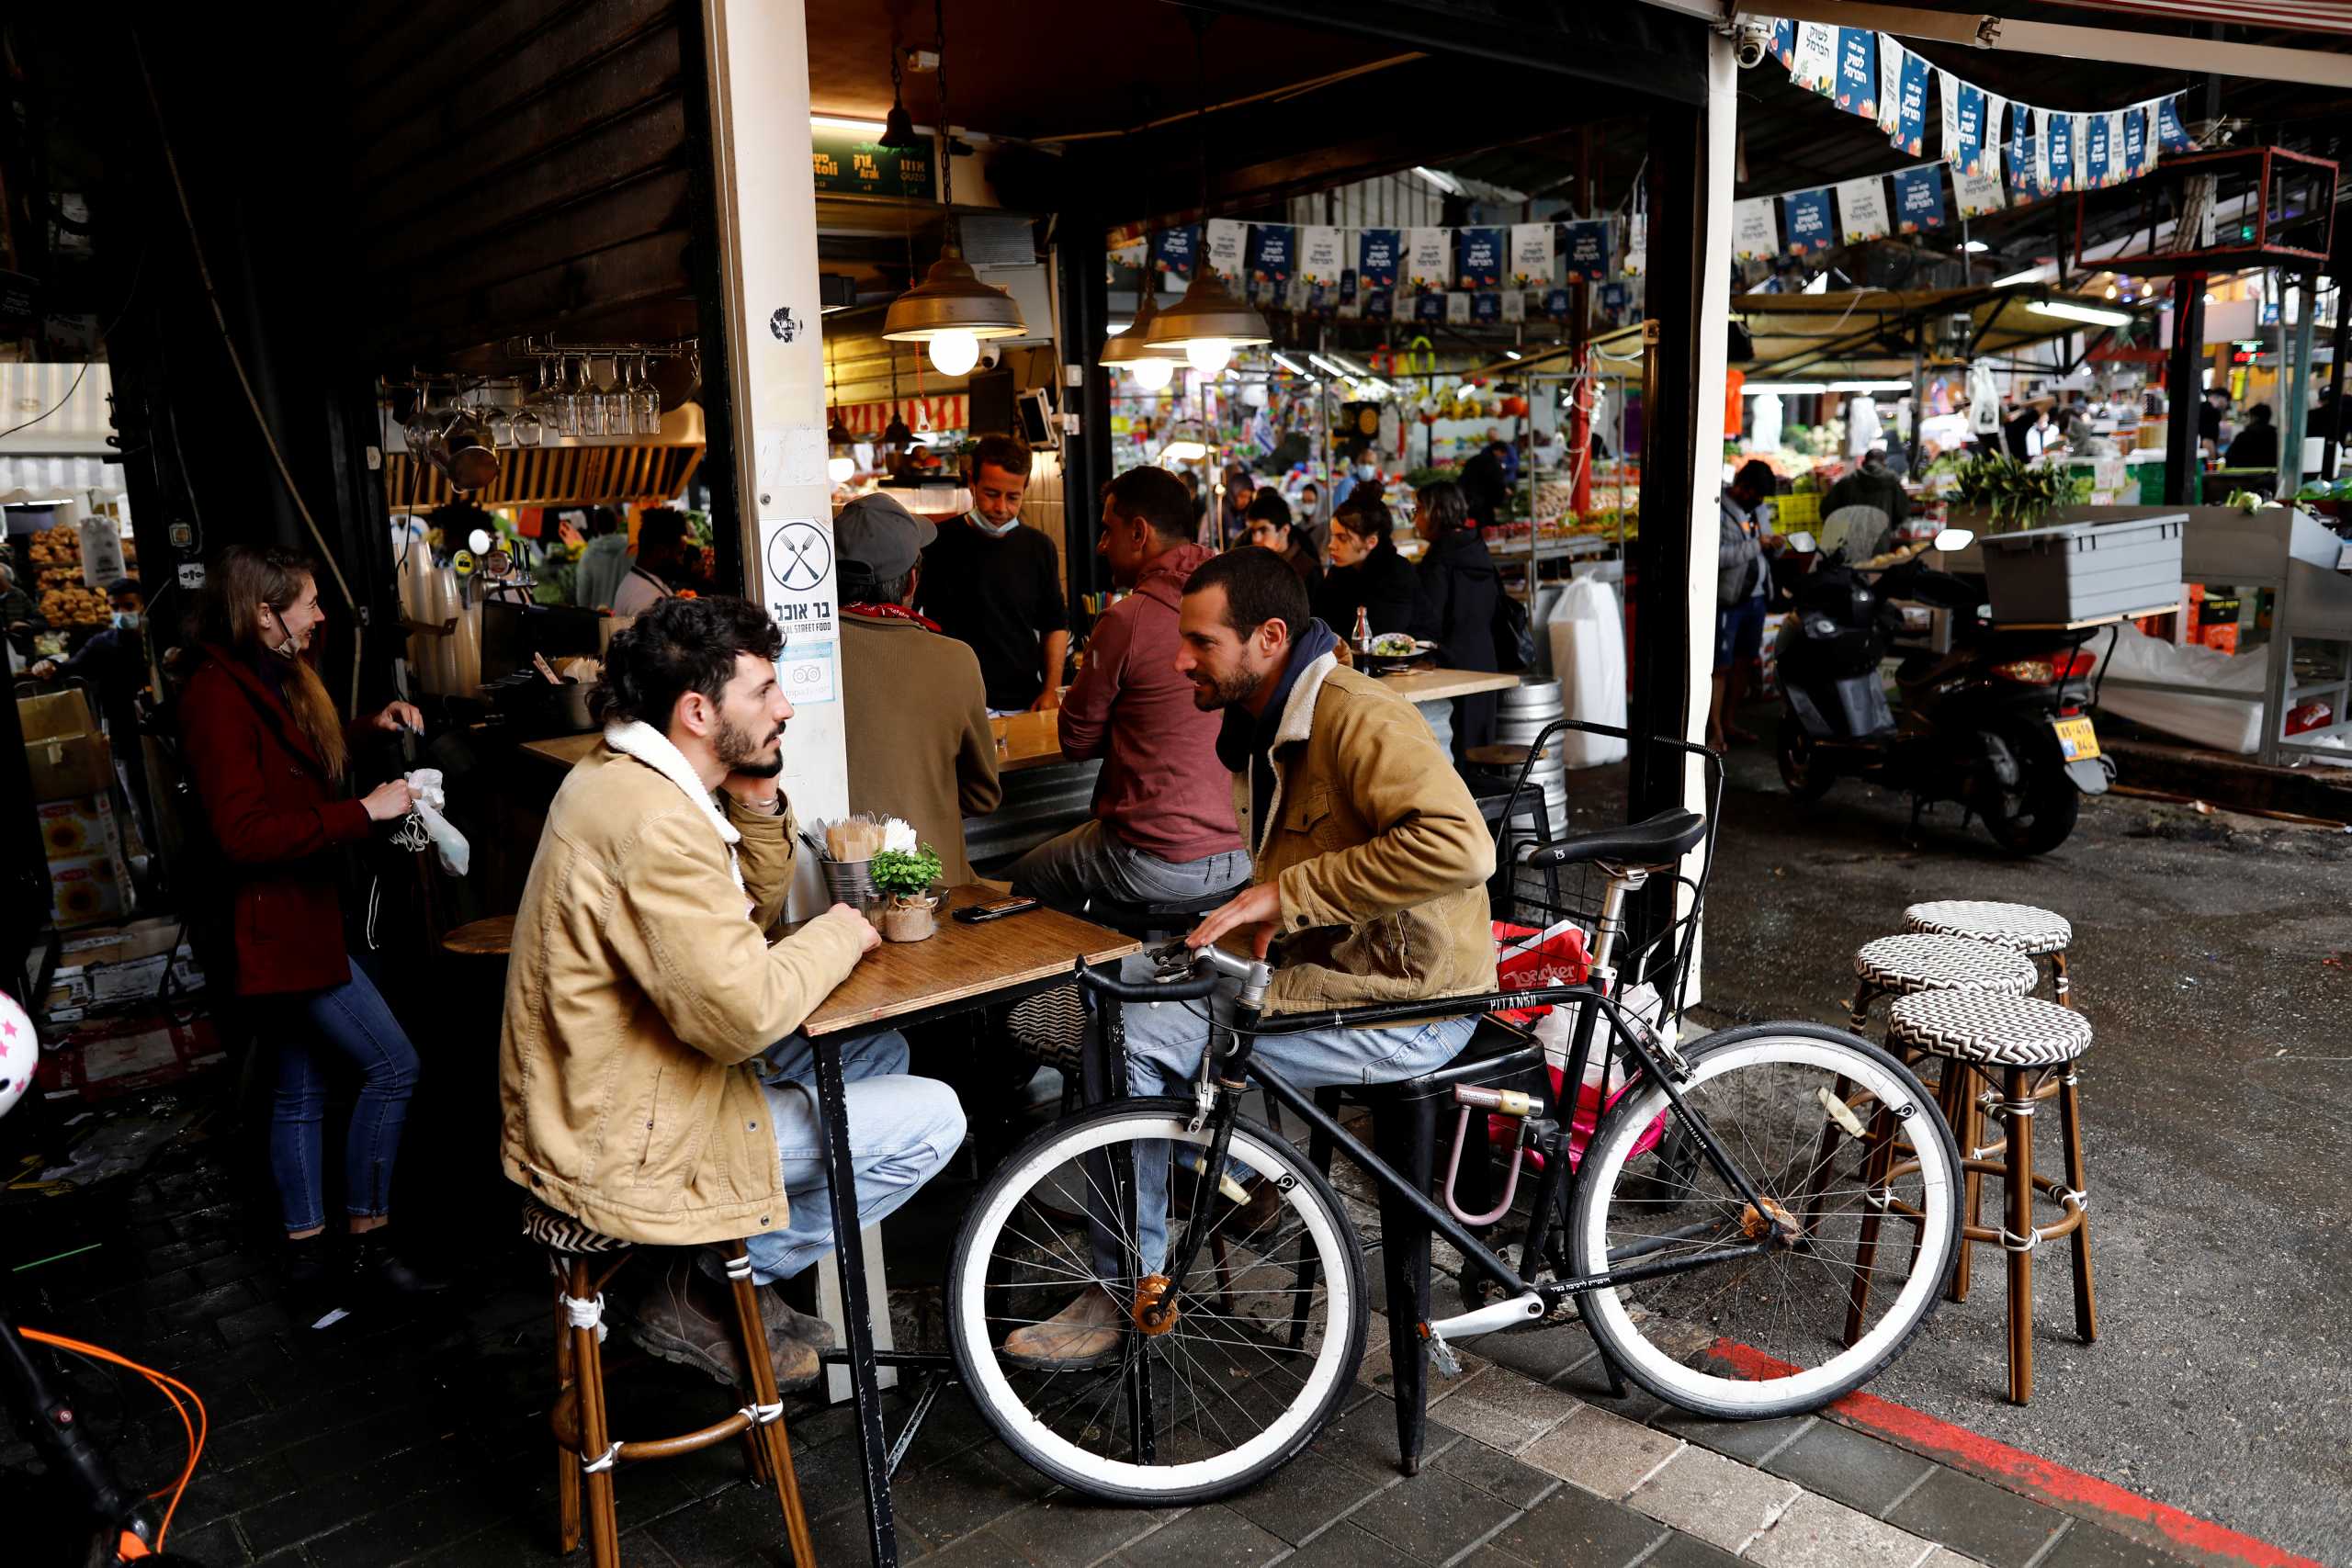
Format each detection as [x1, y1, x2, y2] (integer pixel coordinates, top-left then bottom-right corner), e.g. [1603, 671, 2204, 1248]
[1704, 1339, 2322, 1568]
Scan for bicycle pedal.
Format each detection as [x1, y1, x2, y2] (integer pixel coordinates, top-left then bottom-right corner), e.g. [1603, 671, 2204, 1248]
[1422, 1328, 1464, 1379]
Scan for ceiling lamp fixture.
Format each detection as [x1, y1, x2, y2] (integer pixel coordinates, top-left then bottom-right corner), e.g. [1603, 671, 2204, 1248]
[880, 0, 1025, 376]
[1101, 282, 1184, 392]
[878, 38, 919, 150]
[2029, 299, 2134, 328]
[1141, 17, 1269, 376]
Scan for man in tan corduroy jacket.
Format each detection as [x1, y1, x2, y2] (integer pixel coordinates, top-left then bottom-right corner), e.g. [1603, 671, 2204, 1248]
[503, 596, 964, 1391]
[1004, 547, 1496, 1367]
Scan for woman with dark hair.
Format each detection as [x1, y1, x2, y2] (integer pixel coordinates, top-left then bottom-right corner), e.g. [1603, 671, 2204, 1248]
[1312, 496, 1419, 641]
[175, 545, 444, 1300]
[1244, 490, 1322, 595]
[1409, 479, 1504, 758]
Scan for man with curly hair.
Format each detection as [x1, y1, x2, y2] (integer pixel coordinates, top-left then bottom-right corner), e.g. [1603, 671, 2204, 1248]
[501, 595, 965, 1391]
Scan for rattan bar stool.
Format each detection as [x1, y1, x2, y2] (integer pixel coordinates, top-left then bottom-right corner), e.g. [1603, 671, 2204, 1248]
[523, 1200, 814, 1568]
[1903, 900, 2075, 1007]
[1853, 992, 2098, 1404]
[1849, 932, 2039, 1032]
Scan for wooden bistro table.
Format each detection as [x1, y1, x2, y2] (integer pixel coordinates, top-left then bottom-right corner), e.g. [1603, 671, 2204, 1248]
[796, 885, 1140, 1567]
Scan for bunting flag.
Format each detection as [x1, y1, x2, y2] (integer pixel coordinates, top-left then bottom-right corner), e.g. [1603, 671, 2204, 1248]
[2083, 113, 2115, 190]
[1471, 291, 1502, 324]
[1204, 219, 1246, 280]
[1888, 46, 1930, 156]
[1733, 197, 1781, 262]
[1249, 223, 1295, 288]
[2009, 137, 2043, 203]
[1939, 73, 1998, 176]
[1357, 228, 1400, 288]
[1407, 227, 1450, 290]
[2120, 105, 2153, 181]
[1152, 224, 1199, 277]
[1784, 187, 1835, 254]
[1510, 221, 1555, 287]
[1875, 34, 1905, 137]
[1834, 175, 1890, 243]
[2038, 108, 2077, 193]
[1543, 287, 1574, 319]
[1299, 225, 1344, 287]
[1623, 210, 1646, 277]
[1890, 164, 1946, 232]
[1833, 27, 1877, 119]
[1415, 290, 1444, 322]
[1363, 287, 1393, 321]
[1455, 227, 1506, 288]
[1562, 220, 1611, 281]
[1771, 18, 1795, 68]
[2156, 96, 2193, 152]
[1791, 22, 1838, 96]
[1445, 292, 1472, 324]
[1954, 160, 2007, 219]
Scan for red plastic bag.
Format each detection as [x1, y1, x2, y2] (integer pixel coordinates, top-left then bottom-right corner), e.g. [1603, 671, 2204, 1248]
[1490, 919, 1591, 1026]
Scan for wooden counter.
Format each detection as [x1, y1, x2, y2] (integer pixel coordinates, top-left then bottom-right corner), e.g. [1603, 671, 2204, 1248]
[518, 732, 602, 771]
[1370, 667, 1525, 705]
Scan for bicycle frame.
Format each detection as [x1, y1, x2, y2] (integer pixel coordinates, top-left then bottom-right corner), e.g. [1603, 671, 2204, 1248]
[1153, 972, 1785, 1359]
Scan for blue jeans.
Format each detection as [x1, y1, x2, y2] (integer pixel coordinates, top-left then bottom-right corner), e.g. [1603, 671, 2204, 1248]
[266, 960, 420, 1235]
[742, 1030, 966, 1284]
[1007, 820, 1250, 913]
[1108, 966, 1476, 1273]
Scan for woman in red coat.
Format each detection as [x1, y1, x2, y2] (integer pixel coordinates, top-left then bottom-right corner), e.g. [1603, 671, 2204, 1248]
[177, 545, 442, 1299]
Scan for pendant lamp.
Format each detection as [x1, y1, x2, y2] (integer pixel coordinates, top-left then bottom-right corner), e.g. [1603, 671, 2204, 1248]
[1100, 288, 1184, 391]
[1141, 270, 1269, 374]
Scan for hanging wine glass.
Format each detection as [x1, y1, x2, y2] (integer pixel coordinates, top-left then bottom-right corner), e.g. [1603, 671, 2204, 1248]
[550, 356, 580, 439]
[580, 356, 608, 437]
[635, 355, 662, 435]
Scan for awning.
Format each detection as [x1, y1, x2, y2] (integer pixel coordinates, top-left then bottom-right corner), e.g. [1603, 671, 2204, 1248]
[0, 455, 127, 502]
[841, 395, 968, 437]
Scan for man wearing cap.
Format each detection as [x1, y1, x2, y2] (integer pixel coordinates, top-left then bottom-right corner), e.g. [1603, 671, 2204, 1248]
[838, 493, 1002, 886]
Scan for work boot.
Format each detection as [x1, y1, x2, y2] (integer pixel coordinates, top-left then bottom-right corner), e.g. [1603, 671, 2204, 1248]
[348, 1225, 450, 1295]
[1001, 1287, 1125, 1370]
[758, 1289, 834, 1394]
[631, 1255, 745, 1386]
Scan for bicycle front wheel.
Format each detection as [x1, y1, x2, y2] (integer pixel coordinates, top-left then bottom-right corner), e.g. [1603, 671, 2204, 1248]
[946, 1099, 1368, 1505]
[1568, 1022, 1961, 1418]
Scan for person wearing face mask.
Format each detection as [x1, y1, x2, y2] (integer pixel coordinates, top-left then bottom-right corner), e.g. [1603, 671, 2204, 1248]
[175, 547, 443, 1305]
[31, 578, 155, 842]
[916, 435, 1069, 715]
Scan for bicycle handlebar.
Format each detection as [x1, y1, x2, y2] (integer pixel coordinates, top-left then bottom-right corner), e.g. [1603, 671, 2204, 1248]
[1074, 941, 1270, 1005]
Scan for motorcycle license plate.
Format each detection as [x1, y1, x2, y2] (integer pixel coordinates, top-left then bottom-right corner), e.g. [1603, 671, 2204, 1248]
[2052, 716, 2100, 762]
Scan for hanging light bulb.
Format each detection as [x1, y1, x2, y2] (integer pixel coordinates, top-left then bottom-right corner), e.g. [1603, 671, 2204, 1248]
[1142, 270, 1268, 370]
[828, 455, 857, 485]
[927, 329, 981, 377]
[1184, 338, 1234, 373]
[1129, 356, 1176, 391]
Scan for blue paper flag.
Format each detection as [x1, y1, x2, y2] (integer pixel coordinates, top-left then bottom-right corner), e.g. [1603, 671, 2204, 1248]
[1889, 49, 1929, 158]
[1561, 220, 1611, 281]
[1834, 28, 1877, 120]
[1364, 288, 1394, 321]
[2156, 96, 2192, 153]
[1152, 224, 1199, 278]
[1950, 79, 1990, 175]
[1891, 165, 1945, 232]
[1249, 223, 1295, 286]
[2045, 114, 2075, 193]
[1784, 187, 1835, 254]
[1455, 228, 1505, 288]
[1471, 291, 1501, 324]
[1413, 290, 1445, 323]
[2083, 114, 2113, 190]
[1600, 281, 1632, 313]
[1771, 19, 1794, 67]
[2008, 138, 2041, 204]
[1338, 268, 1358, 305]
[2120, 107, 2151, 181]
[1543, 287, 1573, 319]
[1357, 229, 1401, 288]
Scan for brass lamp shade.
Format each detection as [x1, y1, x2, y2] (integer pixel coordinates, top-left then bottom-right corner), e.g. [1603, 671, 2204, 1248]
[1142, 270, 1270, 352]
[1099, 291, 1187, 367]
[882, 248, 1027, 342]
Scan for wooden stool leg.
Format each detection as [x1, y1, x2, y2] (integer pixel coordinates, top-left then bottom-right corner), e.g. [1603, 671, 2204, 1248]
[1846, 980, 1878, 1036]
[1841, 1100, 1897, 1346]
[568, 1258, 623, 1568]
[720, 1246, 816, 1568]
[2059, 1068, 2098, 1343]
[553, 1289, 582, 1554]
[2001, 1066, 2036, 1404]
[2051, 949, 2072, 1008]
[1951, 1067, 1984, 1304]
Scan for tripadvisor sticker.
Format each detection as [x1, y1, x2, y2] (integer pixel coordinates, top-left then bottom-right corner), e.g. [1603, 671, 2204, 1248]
[453, 549, 476, 577]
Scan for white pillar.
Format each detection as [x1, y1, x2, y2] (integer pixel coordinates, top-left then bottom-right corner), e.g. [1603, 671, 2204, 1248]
[701, 0, 848, 915]
[700, 0, 891, 1402]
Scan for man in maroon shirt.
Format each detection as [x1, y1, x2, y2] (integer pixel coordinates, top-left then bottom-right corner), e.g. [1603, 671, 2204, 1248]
[1006, 467, 1249, 909]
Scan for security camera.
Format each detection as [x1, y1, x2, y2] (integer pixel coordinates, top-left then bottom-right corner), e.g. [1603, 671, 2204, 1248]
[978, 342, 1003, 371]
[1730, 19, 1773, 70]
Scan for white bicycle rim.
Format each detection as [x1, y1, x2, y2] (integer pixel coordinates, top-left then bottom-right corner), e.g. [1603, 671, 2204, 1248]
[1576, 1035, 1955, 1412]
[954, 1110, 1359, 1496]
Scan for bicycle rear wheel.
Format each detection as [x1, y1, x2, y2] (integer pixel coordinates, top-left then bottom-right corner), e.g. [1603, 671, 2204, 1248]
[1568, 1022, 1960, 1418]
[946, 1100, 1367, 1505]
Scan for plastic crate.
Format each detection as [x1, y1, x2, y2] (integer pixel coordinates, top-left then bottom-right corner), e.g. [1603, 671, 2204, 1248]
[1982, 514, 2187, 625]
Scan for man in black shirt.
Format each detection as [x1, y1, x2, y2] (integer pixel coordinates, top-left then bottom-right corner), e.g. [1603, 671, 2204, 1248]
[917, 435, 1069, 713]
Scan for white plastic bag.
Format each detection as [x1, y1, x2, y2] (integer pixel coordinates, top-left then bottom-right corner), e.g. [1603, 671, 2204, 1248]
[401, 769, 471, 877]
[1547, 577, 1628, 767]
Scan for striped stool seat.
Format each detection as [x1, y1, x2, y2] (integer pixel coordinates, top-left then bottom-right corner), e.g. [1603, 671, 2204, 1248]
[1887, 990, 2093, 1067]
[1854, 933, 2036, 999]
[1904, 900, 2071, 958]
[522, 1198, 632, 1255]
[1007, 986, 1094, 1075]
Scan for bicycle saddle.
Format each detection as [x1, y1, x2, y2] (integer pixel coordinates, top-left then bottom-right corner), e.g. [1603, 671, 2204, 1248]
[1526, 808, 1706, 871]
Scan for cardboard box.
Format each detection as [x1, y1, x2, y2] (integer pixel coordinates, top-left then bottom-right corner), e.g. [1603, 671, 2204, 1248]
[18, 689, 114, 803]
[49, 852, 131, 929]
[36, 795, 119, 860]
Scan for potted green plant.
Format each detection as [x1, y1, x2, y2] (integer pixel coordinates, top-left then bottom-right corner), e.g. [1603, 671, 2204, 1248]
[868, 845, 945, 942]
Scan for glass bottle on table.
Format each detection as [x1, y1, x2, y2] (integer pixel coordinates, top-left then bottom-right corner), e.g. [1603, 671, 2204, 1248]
[1352, 605, 1373, 655]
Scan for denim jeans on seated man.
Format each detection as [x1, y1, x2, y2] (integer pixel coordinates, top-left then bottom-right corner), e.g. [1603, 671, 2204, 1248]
[1095, 975, 1475, 1279]
[741, 1029, 967, 1284]
[1007, 819, 1249, 915]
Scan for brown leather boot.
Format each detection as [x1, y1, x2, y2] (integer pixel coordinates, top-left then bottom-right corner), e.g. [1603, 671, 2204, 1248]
[629, 1255, 744, 1386]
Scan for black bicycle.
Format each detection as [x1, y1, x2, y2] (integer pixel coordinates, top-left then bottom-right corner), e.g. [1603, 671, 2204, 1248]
[944, 751, 1960, 1506]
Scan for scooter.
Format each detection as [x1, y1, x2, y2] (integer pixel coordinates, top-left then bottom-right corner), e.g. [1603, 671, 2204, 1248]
[1774, 528, 2113, 854]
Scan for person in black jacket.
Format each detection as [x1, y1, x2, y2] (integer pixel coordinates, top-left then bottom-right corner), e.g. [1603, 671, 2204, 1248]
[2224, 402, 2278, 469]
[1456, 439, 1512, 530]
[1410, 479, 1503, 759]
[1313, 495, 1419, 642]
[1244, 490, 1323, 596]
